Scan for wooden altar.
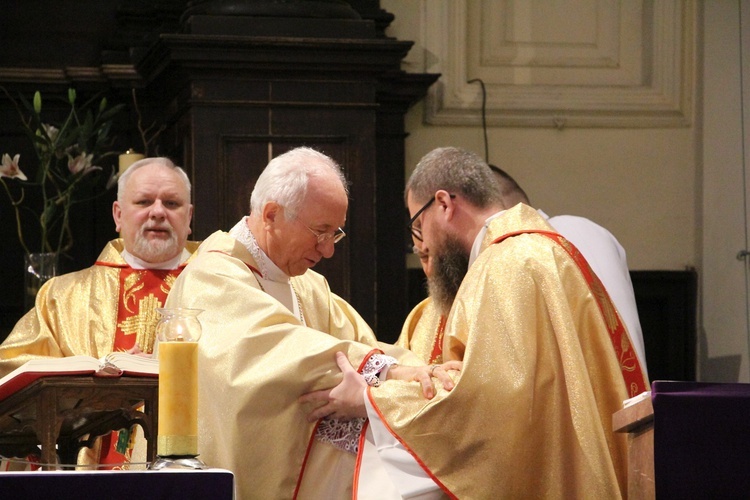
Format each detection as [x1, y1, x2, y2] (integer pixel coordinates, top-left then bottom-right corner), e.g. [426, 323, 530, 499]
[0, 376, 158, 470]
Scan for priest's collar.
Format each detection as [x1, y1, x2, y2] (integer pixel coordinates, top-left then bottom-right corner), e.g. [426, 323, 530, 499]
[121, 248, 189, 270]
[469, 210, 506, 267]
[229, 216, 289, 283]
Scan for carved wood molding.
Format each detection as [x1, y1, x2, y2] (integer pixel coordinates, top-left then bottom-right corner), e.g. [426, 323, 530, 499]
[423, 0, 695, 128]
[0, 66, 141, 87]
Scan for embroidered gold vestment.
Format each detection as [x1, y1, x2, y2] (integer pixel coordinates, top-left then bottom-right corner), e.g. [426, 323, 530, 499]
[367, 204, 648, 499]
[165, 231, 418, 500]
[397, 298, 445, 365]
[0, 239, 199, 376]
[0, 239, 199, 468]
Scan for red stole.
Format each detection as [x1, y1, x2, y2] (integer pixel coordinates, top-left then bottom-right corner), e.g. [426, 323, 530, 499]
[93, 261, 186, 467]
[94, 261, 186, 353]
[428, 315, 446, 365]
[492, 230, 648, 398]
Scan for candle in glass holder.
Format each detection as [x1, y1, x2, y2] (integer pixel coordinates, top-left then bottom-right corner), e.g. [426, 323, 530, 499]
[154, 308, 203, 460]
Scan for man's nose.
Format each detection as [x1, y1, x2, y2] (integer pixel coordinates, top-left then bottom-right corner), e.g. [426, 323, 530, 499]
[318, 238, 335, 259]
[149, 200, 166, 218]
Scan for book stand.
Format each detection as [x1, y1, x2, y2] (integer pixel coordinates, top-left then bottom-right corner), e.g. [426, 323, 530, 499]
[0, 376, 158, 470]
[612, 391, 655, 498]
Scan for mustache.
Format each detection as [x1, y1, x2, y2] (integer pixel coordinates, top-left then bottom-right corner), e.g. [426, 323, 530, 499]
[141, 221, 174, 232]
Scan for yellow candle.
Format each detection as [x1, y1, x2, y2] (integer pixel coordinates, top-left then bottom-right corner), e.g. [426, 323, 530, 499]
[157, 341, 199, 456]
[118, 150, 145, 174]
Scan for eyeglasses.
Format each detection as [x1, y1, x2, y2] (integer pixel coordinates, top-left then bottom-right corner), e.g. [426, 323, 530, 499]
[407, 193, 455, 242]
[297, 218, 346, 245]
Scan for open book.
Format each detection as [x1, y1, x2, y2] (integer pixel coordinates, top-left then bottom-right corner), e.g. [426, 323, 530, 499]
[0, 352, 158, 402]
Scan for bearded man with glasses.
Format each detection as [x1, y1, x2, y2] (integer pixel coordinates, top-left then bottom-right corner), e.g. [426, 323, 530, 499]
[327, 146, 648, 498]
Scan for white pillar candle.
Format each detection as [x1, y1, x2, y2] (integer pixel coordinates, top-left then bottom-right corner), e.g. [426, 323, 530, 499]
[118, 150, 145, 174]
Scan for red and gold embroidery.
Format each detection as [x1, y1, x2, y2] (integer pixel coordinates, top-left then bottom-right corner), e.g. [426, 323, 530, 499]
[113, 268, 184, 354]
[428, 315, 446, 365]
[122, 271, 146, 313]
[492, 229, 647, 397]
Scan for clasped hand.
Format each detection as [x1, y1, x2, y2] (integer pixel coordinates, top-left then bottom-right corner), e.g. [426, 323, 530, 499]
[299, 352, 462, 422]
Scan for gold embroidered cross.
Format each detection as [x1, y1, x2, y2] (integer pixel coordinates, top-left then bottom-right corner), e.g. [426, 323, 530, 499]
[117, 294, 163, 353]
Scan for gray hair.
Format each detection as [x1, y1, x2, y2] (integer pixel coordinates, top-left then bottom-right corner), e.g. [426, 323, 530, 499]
[406, 147, 503, 208]
[250, 147, 348, 218]
[117, 157, 192, 202]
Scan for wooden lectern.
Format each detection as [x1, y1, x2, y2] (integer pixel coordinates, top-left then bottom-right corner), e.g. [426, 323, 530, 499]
[612, 393, 655, 499]
[0, 376, 158, 469]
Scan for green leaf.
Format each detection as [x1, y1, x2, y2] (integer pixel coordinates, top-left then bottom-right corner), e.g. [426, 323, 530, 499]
[79, 111, 95, 148]
[97, 103, 125, 122]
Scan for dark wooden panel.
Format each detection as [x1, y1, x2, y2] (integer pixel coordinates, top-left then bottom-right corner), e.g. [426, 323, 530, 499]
[222, 139, 270, 228]
[631, 270, 698, 382]
[189, 105, 269, 235]
[0, 1, 436, 343]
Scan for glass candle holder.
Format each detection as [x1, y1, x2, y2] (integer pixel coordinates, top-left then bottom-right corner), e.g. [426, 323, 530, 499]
[151, 307, 206, 470]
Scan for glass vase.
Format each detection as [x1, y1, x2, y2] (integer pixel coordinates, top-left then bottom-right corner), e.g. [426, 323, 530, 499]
[24, 252, 58, 311]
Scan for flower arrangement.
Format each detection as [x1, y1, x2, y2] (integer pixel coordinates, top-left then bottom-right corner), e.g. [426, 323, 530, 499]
[0, 88, 124, 255]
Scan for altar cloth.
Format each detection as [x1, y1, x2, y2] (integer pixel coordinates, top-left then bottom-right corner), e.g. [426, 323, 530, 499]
[0, 467, 234, 499]
[652, 380, 750, 499]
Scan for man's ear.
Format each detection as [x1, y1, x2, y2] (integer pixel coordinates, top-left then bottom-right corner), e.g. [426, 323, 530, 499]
[187, 204, 194, 235]
[112, 201, 122, 232]
[262, 202, 282, 227]
[435, 190, 456, 221]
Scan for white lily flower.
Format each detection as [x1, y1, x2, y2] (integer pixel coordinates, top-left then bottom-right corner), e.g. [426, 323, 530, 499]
[68, 153, 98, 175]
[0, 153, 28, 180]
[42, 124, 59, 142]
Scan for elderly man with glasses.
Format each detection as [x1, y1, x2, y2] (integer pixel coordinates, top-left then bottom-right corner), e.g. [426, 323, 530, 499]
[165, 146, 455, 499]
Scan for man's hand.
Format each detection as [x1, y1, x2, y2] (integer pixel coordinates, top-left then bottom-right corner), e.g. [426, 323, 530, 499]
[299, 353, 464, 423]
[299, 352, 368, 422]
[387, 361, 462, 399]
[126, 344, 152, 358]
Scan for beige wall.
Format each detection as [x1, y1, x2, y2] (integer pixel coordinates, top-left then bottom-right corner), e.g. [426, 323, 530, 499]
[402, 112, 698, 270]
[700, 0, 750, 382]
[385, 0, 698, 271]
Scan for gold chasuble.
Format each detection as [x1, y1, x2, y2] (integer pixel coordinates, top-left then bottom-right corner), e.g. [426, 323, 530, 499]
[366, 204, 648, 499]
[165, 231, 419, 500]
[397, 298, 446, 365]
[0, 239, 200, 375]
